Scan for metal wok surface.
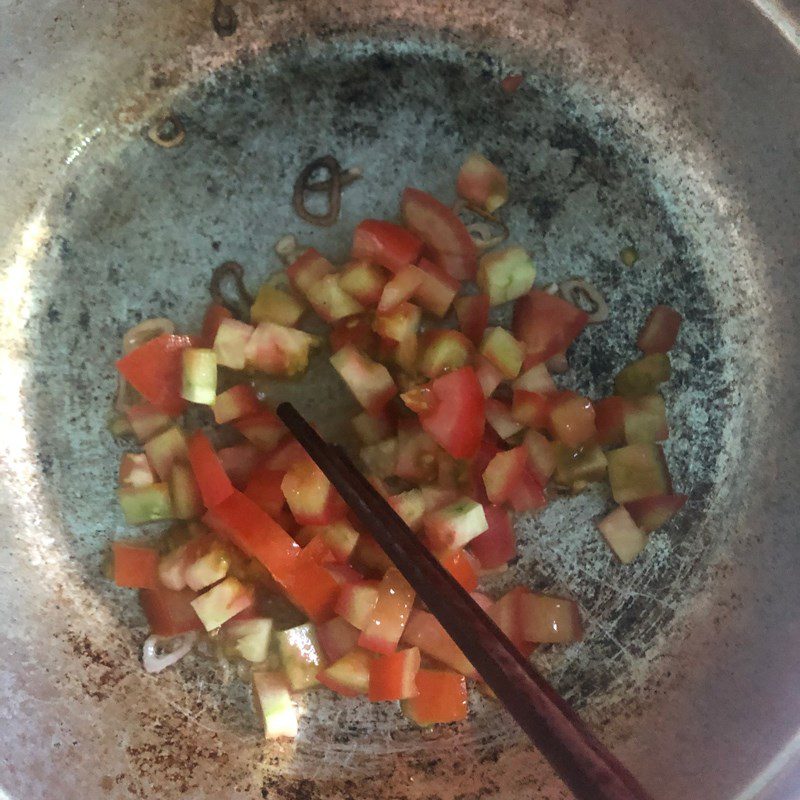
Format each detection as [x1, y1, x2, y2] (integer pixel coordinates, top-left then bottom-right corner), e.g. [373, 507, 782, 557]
[1, 1, 799, 799]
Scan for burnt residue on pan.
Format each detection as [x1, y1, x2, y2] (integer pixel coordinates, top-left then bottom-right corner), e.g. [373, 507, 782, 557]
[3, 34, 767, 800]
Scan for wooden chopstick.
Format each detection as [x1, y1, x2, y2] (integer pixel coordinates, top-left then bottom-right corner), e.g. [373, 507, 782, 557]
[277, 402, 653, 800]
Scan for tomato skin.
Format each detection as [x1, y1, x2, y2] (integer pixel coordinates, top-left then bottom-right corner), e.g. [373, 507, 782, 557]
[438, 550, 479, 592]
[418, 366, 485, 460]
[401, 188, 478, 280]
[116, 333, 196, 416]
[113, 542, 160, 589]
[351, 220, 423, 273]
[244, 464, 286, 516]
[512, 291, 589, 365]
[187, 431, 235, 509]
[139, 586, 203, 637]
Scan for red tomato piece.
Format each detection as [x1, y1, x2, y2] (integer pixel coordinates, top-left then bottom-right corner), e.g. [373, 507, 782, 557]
[138, 586, 203, 637]
[203, 490, 300, 587]
[351, 219, 423, 273]
[358, 568, 415, 655]
[112, 541, 159, 589]
[548, 393, 596, 447]
[402, 669, 468, 725]
[483, 446, 528, 505]
[217, 443, 263, 490]
[329, 315, 380, 357]
[470, 506, 516, 569]
[624, 493, 687, 533]
[116, 333, 195, 416]
[368, 647, 421, 702]
[594, 396, 628, 447]
[401, 188, 478, 280]
[512, 389, 554, 430]
[456, 154, 508, 213]
[316, 616, 361, 663]
[378, 265, 425, 313]
[233, 408, 287, 452]
[637, 305, 683, 355]
[264, 437, 308, 471]
[284, 544, 341, 622]
[244, 464, 286, 516]
[454, 294, 490, 346]
[512, 291, 589, 365]
[413, 257, 460, 317]
[507, 468, 547, 513]
[187, 431, 234, 509]
[469, 437, 501, 504]
[402, 609, 477, 677]
[418, 366, 485, 460]
[201, 303, 233, 348]
[213, 384, 261, 425]
[286, 248, 334, 294]
[281, 459, 347, 526]
[439, 550, 479, 592]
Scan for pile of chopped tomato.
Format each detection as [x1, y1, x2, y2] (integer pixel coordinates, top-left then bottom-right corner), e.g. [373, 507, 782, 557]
[109, 153, 685, 739]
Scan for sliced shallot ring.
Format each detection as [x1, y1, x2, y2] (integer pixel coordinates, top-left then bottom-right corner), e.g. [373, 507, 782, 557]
[142, 631, 198, 674]
[558, 278, 609, 324]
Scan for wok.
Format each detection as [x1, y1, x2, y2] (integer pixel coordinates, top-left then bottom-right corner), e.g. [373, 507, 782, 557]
[1, 1, 799, 798]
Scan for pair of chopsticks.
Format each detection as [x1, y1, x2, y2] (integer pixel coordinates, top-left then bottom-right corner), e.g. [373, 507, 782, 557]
[277, 403, 653, 800]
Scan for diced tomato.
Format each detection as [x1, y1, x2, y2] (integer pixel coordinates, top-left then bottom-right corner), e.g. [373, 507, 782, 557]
[217, 444, 263, 490]
[413, 257, 460, 317]
[624, 493, 687, 532]
[203, 490, 300, 587]
[329, 315, 379, 357]
[402, 669, 468, 725]
[418, 329, 474, 379]
[187, 431, 234, 509]
[511, 390, 553, 430]
[469, 506, 516, 569]
[233, 408, 287, 452]
[523, 429, 556, 484]
[439, 549, 479, 592]
[281, 459, 347, 526]
[401, 188, 478, 280]
[474, 355, 505, 398]
[119, 453, 156, 488]
[456, 153, 508, 213]
[483, 446, 527, 505]
[284, 544, 341, 622]
[519, 592, 583, 644]
[317, 649, 374, 697]
[512, 291, 589, 365]
[116, 333, 195, 416]
[125, 403, 172, 443]
[213, 384, 261, 425]
[358, 568, 415, 655]
[316, 616, 361, 663]
[338, 260, 388, 308]
[468, 437, 500, 504]
[514, 361, 556, 394]
[143, 426, 188, 481]
[548, 393, 596, 447]
[286, 248, 334, 294]
[244, 321, 317, 377]
[487, 585, 531, 653]
[373, 301, 421, 343]
[351, 219, 423, 272]
[394, 420, 439, 483]
[368, 647, 421, 701]
[335, 579, 380, 630]
[507, 467, 547, 513]
[485, 398, 524, 440]
[112, 541, 160, 589]
[401, 609, 476, 678]
[417, 366, 485, 459]
[263, 437, 307, 471]
[201, 303, 233, 348]
[244, 464, 286, 516]
[594, 396, 628, 447]
[330, 345, 397, 417]
[454, 294, 490, 346]
[637, 305, 682, 355]
[139, 586, 203, 637]
[378, 265, 425, 313]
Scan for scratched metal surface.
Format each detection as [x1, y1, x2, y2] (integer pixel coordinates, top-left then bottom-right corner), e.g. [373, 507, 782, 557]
[1, 2, 799, 800]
